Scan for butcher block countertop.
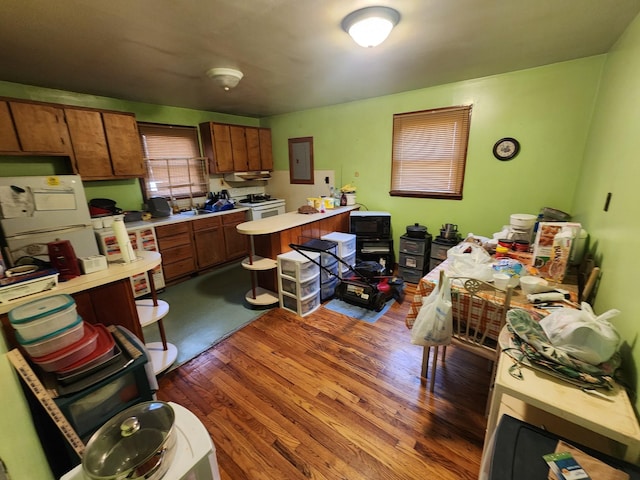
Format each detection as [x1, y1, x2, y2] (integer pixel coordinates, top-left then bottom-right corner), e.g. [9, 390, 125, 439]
[237, 205, 360, 235]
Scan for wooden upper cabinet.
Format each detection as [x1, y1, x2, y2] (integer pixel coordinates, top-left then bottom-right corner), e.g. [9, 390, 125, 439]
[259, 128, 273, 171]
[65, 108, 113, 177]
[103, 112, 145, 177]
[245, 127, 261, 171]
[0, 101, 20, 152]
[230, 125, 249, 171]
[200, 122, 273, 173]
[199, 122, 234, 173]
[9, 101, 70, 153]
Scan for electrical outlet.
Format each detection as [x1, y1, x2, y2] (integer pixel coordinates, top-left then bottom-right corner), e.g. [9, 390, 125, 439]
[220, 179, 224, 186]
[354, 171, 359, 177]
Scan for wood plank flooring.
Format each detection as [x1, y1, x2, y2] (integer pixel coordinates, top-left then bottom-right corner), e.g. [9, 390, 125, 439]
[157, 285, 492, 479]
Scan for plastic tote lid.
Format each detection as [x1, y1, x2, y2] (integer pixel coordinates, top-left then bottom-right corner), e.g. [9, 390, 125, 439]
[8, 294, 76, 325]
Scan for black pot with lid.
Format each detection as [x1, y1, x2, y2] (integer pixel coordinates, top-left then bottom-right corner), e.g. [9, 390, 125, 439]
[406, 223, 429, 239]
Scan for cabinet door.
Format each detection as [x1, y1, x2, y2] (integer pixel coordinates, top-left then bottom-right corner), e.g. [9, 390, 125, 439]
[223, 211, 250, 260]
[245, 127, 261, 171]
[210, 123, 234, 173]
[65, 109, 113, 177]
[229, 125, 248, 171]
[0, 101, 20, 152]
[10, 101, 69, 153]
[259, 128, 273, 170]
[103, 112, 145, 177]
[194, 226, 225, 268]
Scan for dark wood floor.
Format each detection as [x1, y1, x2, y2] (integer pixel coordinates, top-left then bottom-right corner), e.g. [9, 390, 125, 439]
[157, 285, 492, 480]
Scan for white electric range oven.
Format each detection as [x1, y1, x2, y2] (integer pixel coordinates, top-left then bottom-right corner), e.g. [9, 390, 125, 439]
[237, 195, 286, 220]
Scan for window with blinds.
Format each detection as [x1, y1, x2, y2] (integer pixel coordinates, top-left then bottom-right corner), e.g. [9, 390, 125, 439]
[390, 105, 472, 200]
[138, 123, 208, 201]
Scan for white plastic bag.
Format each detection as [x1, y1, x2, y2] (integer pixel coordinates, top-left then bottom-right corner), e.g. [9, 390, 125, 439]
[410, 276, 453, 346]
[447, 243, 493, 281]
[539, 302, 621, 365]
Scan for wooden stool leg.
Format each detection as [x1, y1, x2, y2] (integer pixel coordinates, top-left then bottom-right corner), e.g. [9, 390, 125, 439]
[430, 346, 439, 392]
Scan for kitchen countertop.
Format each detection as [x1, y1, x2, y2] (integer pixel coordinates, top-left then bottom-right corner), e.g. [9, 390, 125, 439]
[0, 250, 161, 314]
[95, 206, 250, 232]
[236, 205, 360, 235]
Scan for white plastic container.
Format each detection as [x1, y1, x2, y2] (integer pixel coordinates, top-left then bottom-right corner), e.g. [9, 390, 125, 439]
[9, 294, 77, 341]
[16, 316, 84, 358]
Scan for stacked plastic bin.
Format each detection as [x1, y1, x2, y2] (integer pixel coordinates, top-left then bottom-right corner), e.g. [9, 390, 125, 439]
[8, 294, 110, 374]
[321, 232, 356, 278]
[301, 238, 339, 301]
[278, 250, 321, 317]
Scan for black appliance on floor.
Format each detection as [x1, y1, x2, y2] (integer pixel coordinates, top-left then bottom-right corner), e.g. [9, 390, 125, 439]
[349, 211, 394, 275]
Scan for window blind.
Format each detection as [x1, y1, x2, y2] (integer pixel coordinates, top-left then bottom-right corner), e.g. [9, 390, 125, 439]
[390, 105, 472, 199]
[138, 123, 208, 201]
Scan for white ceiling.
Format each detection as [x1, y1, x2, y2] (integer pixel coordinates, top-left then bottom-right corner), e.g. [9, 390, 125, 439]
[2, 1, 639, 118]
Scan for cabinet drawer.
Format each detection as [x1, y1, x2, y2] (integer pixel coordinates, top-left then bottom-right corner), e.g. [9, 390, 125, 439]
[157, 233, 191, 250]
[161, 244, 193, 264]
[222, 211, 247, 225]
[399, 236, 429, 255]
[156, 222, 190, 239]
[162, 256, 196, 280]
[399, 252, 425, 271]
[192, 215, 222, 231]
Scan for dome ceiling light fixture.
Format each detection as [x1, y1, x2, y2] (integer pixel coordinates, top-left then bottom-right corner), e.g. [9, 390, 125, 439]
[206, 67, 244, 91]
[341, 6, 400, 48]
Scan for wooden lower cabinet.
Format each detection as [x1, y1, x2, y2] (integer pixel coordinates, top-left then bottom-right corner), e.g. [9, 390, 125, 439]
[192, 216, 225, 269]
[222, 211, 249, 260]
[155, 222, 196, 283]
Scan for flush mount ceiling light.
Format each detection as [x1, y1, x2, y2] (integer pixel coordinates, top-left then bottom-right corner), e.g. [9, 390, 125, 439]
[341, 6, 400, 48]
[206, 67, 244, 91]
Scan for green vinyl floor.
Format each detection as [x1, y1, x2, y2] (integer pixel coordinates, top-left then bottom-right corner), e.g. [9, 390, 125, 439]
[141, 261, 271, 371]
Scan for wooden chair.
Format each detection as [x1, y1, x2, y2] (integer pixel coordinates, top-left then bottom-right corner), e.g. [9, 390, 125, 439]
[422, 271, 513, 400]
[578, 255, 600, 305]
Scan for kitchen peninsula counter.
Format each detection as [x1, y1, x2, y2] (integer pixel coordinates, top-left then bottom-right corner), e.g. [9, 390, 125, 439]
[0, 251, 161, 348]
[238, 205, 359, 294]
[237, 205, 359, 235]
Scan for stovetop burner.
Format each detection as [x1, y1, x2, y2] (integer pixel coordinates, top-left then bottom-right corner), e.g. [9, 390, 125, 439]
[239, 193, 272, 203]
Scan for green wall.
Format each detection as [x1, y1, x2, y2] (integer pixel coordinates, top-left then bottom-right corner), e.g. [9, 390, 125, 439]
[267, 57, 603, 246]
[0, 82, 258, 479]
[3, 28, 640, 475]
[572, 12, 640, 407]
[0, 80, 259, 210]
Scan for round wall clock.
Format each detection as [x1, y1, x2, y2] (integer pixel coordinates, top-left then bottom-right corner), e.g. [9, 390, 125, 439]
[493, 137, 520, 161]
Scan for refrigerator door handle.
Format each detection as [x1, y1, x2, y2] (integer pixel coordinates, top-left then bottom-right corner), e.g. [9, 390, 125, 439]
[5, 224, 91, 240]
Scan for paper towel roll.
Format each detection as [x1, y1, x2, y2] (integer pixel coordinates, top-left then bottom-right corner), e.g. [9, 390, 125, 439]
[113, 218, 136, 263]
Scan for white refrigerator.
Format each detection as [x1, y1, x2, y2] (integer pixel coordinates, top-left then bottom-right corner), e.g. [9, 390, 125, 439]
[95, 225, 165, 297]
[0, 175, 99, 266]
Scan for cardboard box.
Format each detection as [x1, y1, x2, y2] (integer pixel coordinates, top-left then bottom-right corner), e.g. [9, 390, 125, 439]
[533, 222, 581, 282]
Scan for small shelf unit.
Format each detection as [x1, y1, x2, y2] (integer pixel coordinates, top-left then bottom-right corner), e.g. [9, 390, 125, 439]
[277, 250, 321, 317]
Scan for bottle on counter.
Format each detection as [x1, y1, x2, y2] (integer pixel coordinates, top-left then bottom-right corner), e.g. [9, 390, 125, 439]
[340, 192, 347, 206]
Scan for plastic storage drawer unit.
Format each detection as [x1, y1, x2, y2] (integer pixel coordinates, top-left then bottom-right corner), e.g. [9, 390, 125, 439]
[279, 251, 320, 282]
[399, 252, 425, 271]
[9, 293, 77, 341]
